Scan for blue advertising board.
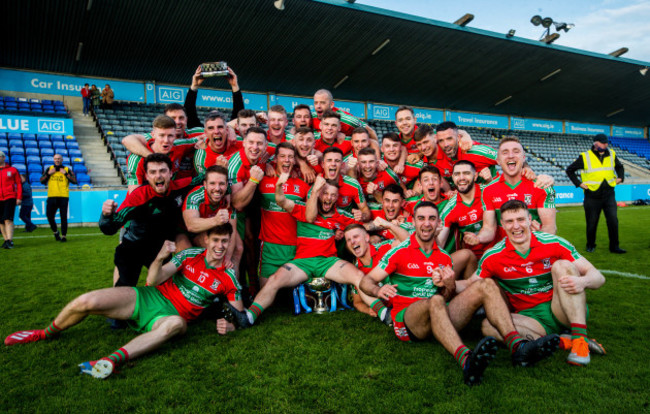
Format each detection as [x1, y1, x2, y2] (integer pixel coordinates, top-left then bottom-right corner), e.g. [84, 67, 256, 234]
[511, 117, 563, 133]
[445, 111, 509, 129]
[0, 68, 145, 102]
[0, 114, 74, 135]
[15, 189, 127, 226]
[272, 95, 364, 118]
[612, 126, 645, 138]
[145, 82, 156, 104]
[413, 107, 444, 124]
[565, 122, 609, 135]
[334, 100, 365, 119]
[156, 84, 267, 111]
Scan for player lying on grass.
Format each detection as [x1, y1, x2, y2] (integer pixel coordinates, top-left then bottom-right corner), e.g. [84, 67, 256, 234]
[360, 201, 560, 386]
[4, 224, 244, 379]
[458, 199, 606, 366]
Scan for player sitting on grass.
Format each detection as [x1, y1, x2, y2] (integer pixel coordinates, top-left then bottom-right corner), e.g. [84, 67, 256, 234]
[360, 201, 560, 386]
[4, 224, 244, 379]
[459, 200, 606, 366]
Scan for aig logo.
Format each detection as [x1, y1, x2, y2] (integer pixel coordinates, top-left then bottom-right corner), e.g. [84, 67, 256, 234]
[158, 86, 185, 103]
[38, 119, 64, 133]
[373, 106, 390, 119]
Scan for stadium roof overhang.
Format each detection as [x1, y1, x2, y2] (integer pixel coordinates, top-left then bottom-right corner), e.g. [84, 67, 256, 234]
[3, 0, 650, 127]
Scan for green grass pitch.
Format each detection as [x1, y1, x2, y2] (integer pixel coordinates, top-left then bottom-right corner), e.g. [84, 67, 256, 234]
[1, 206, 649, 413]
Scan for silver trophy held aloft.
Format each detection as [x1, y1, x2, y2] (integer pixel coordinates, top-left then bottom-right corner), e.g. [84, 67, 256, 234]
[306, 277, 332, 314]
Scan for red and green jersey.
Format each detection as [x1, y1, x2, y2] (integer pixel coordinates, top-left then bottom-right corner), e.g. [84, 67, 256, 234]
[390, 159, 424, 188]
[378, 233, 453, 319]
[259, 176, 310, 245]
[442, 185, 494, 258]
[126, 137, 197, 186]
[482, 175, 556, 240]
[312, 107, 367, 137]
[358, 169, 400, 199]
[369, 204, 413, 240]
[477, 232, 581, 312]
[399, 125, 419, 154]
[227, 148, 267, 186]
[314, 137, 353, 156]
[309, 174, 366, 213]
[422, 148, 453, 178]
[183, 185, 236, 220]
[157, 248, 241, 320]
[355, 241, 393, 275]
[193, 141, 242, 175]
[404, 193, 450, 218]
[447, 145, 498, 184]
[290, 203, 358, 259]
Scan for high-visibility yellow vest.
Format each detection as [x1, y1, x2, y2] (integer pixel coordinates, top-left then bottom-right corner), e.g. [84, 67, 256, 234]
[580, 149, 617, 191]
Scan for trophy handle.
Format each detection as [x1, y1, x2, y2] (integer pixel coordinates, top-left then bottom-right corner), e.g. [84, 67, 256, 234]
[298, 284, 312, 313]
[338, 283, 353, 310]
[292, 287, 302, 315]
[329, 286, 337, 312]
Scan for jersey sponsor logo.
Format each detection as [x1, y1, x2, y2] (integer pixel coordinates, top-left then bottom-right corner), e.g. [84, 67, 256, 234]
[407, 263, 420, 269]
[469, 212, 478, 221]
[507, 192, 519, 201]
[341, 196, 349, 205]
[503, 266, 517, 272]
[493, 197, 502, 203]
[529, 278, 538, 284]
[524, 194, 532, 204]
[377, 181, 385, 190]
[543, 258, 551, 269]
[265, 183, 274, 190]
[210, 279, 221, 290]
[293, 184, 301, 193]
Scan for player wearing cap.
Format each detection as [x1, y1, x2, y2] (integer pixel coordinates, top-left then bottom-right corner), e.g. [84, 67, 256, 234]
[360, 201, 560, 386]
[565, 133, 626, 254]
[5, 224, 243, 379]
[461, 200, 606, 366]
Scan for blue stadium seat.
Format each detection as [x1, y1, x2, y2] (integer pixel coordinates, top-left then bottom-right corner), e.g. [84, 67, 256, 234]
[40, 148, 54, 156]
[29, 172, 42, 184]
[13, 163, 26, 174]
[71, 157, 84, 165]
[61, 156, 71, 164]
[65, 135, 76, 141]
[76, 173, 91, 185]
[0, 133, 6, 139]
[5, 104, 18, 111]
[9, 139, 23, 148]
[0, 139, 7, 147]
[23, 134, 36, 141]
[29, 99, 40, 103]
[24, 141, 38, 149]
[73, 164, 88, 174]
[27, 163, 43, 174]
[38, 140, 53, 149]
[51, 134, 64, 142]
[56, 149, 69, 157]
[68, 149, 83, 158]
[26, 155, 41, 163]
[42, 100, 52, 105]
[36, 134, 50, 141]
[10, 147, 25, 157]
[66, 142, 80, 150]
[41, 156, 54, 165]
[4, 97, 16, 103]
[53, 141, 66, 150]
[8, 133, 21, 140]
[25, 148, 40, 157]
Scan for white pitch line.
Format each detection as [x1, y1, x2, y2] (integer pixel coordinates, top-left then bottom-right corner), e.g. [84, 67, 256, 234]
[12, 233, 105, 240]
[601, 270, 650, 280]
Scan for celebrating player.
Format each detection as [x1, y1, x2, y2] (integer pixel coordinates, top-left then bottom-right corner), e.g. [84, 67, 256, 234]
[4, 224, 243, 379]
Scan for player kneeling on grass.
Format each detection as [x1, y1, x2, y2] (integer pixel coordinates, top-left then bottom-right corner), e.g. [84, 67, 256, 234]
[4, 223, 245, 379]
[459, 200, 606, 366]
[360, 201, 560, 386]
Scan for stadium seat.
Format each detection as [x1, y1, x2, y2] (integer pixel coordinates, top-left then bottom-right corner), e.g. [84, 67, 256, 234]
[51, 134, 64, 142]
[28, 172, 42, 184]
[66, 142, 80, 150]
[23, 134, 36, 141]
[40, 148, 54, 156]
[72, 157, 85, 165]
[26, 154, 41, 163]
[68, 149, 83, 158]
[8, 133, 22, 140]
[76, 173, 91, 185]
[24, 141, 38, 149]
[36, 134, 50, 141]
[10, 147, 25, 156]
[61, 156, 71, 165]
[25, 148, 40, 157]
[38, 140, 53, 149]
[53, 142, 66, 150]
[41, 156, 54, 165]
[9, 154, 25, 164]
[73, 164, 88, 174]
[13, 163, 26, 174]
[27, 163, 43, 174]
[0, 138, 7, 147]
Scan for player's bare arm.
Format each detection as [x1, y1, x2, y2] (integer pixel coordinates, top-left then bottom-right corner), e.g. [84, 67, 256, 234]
[122, 134, 151, 157]
[146, 241, 180, 286]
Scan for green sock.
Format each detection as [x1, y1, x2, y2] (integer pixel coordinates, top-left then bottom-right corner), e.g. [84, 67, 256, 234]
[104, 348, 129, 366]
[247, 302, 264, 323]
[454, 345, 470, 367]
[44, 321, 62, 338]
[370, 299, 387, 320]
[570, 323, 587, 340]
[504, 331, 525, 353]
